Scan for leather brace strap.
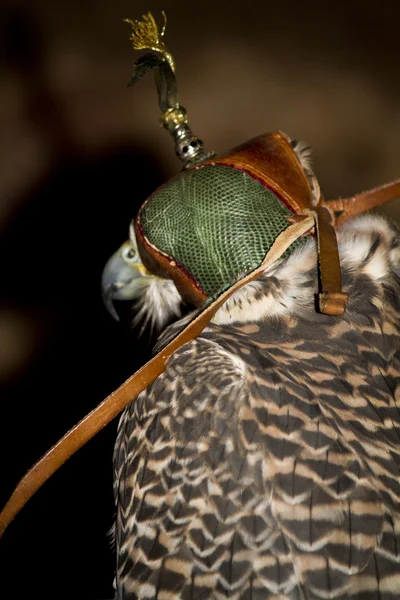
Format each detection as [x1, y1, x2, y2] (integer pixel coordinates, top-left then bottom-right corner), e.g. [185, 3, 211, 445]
[328, 179, 400, 226]
[311, 204, 349, 316]
[313, 177, 400, 314]
[0, 215, 315, 538]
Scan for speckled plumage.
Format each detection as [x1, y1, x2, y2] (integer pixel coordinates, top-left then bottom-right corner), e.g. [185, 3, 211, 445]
[113, 213, 400, 599]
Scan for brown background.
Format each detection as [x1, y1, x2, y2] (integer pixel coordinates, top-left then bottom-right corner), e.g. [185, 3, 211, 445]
[0, 1, 399, 598]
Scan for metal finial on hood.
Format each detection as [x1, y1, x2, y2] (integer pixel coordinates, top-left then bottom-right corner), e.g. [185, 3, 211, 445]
[124, 11, 215, 169]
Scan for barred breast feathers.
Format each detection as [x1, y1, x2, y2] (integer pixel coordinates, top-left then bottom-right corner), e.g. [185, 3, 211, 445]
[212, 213, 400, 326]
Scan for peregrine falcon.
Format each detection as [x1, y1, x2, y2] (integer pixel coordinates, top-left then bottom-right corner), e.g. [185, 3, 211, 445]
[103, 194, 400, 599]
[99, 11, 400, 600]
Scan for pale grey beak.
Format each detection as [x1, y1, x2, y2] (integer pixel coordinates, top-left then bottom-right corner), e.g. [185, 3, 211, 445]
[101, 243, 147, 321]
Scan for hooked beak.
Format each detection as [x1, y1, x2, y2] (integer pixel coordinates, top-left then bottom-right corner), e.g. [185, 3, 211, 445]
[101, 244, 150, 321]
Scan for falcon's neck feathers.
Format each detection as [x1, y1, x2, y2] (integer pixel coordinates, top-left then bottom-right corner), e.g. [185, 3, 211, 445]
[156, 214, 400, 352]
[212, 213, 400, 329]
[148, 213, 400, 358]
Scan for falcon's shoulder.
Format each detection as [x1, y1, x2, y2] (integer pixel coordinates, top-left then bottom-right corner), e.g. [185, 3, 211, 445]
[113, 321, 400, 598]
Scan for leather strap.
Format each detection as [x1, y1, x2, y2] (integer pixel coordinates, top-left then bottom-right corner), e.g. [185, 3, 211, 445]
[311, 204, 349, 315]
[313, 177, 400, 314]
[0, 215, 314, 538]
[328, 179, 400, 226]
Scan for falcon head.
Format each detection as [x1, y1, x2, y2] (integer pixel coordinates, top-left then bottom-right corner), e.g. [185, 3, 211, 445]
[101, 223, 183, 333]
[101, 136, 320, 335]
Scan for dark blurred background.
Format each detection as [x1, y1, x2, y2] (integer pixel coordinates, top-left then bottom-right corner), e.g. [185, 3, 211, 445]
[0, 1, 399, 598]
